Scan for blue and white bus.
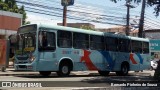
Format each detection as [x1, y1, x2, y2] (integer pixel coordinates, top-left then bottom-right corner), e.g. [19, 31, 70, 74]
[14, 23, 150, 76]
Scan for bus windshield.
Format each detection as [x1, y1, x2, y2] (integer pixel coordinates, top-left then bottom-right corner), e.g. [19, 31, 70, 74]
[16, 33, 36, 55]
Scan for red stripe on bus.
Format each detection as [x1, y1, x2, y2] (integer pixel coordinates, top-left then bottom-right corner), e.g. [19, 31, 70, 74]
[130, 53, 137, 64]
[81, 50, 98, 70]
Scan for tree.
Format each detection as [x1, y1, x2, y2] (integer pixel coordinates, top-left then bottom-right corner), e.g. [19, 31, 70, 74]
[80, 25, 95, 31]
[0, 0, 29, 25]
[110, 0, 160, 16]
[18, 5, 30, 25]
[0, 1, 4, 10]
[19, 5, 26, 25]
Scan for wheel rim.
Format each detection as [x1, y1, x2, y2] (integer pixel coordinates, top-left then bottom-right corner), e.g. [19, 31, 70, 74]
[62, 66, 69, 74]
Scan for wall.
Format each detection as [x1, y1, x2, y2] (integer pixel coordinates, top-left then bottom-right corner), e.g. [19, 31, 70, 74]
[0, 10, 22, 39]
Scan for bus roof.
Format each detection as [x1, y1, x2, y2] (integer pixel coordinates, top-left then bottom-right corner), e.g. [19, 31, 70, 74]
[104, 32, 130, 39]
[129, 36, 149, 42]
[37, 23, 104, 36]
[21, 23, 149, 42]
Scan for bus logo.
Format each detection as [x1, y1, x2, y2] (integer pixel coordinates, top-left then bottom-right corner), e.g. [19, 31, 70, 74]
[2, 82, 11, 87]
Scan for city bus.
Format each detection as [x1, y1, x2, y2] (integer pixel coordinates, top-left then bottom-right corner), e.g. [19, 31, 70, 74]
[14, 23, 150, 76]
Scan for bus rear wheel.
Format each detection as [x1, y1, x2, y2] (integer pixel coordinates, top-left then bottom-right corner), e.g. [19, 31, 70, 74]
[39, 71, 51, 76]
[116, 63, 129, 76]
[98, 71, 110, 76]
[57, 63, 71, 77]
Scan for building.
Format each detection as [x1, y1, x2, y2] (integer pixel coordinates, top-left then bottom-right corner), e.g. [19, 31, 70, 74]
[145, 29, 160, 39]
[96, 26, 127, 35]
[129, 29, 139, 37]
[0, 10, 22, 39]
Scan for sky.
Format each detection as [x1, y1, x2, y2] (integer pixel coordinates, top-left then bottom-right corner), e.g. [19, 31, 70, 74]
[20, 0, 160, 29]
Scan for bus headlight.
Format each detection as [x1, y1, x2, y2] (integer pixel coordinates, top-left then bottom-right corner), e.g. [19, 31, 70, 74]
[30, 56, 36, 62]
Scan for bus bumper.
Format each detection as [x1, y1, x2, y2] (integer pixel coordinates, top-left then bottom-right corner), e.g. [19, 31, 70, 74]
[14, 64, 36, 71]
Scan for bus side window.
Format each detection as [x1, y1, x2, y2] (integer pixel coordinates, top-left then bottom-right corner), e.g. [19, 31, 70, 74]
[57, 31, 72, 48]
[90, 35, 104, 50]
[131, 40, 142, 53]
[38, 31, 47, 47]
[105, 37, 118, 51]
[118, 38, 129, 52]
[73, 33, 89, 49]
[46, 32, 56, 48]
[38, 31, 56, 51]
[38, 31, 43, 47]
[142, 42, 149, 54]
[42, 32, 48, 47]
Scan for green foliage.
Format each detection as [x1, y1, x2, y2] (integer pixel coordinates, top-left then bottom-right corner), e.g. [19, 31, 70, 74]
[80, 25, 95, 31]
[0, 0, 29, 25]
[110, 0, 160, 16]
[19, 5, 28, 25]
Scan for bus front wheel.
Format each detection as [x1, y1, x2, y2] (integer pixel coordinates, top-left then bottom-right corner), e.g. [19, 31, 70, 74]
[116, 63, 129, 76]
[39, 71, 51, 76]
[98, 71, 110, 76]
[57, 63, 71, 77]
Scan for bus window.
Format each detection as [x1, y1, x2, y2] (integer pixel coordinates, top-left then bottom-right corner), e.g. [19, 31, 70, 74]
[105, 37, 118, 51]
[131, 40, 142, 53]
[24, 33, 35, 47]
[57, 31, 72, 48]
[90, 35, 104, 50]
[47, 32, 55, 48]
[142, 42, 149, 54]
[73, 33, 89, 49]
[118, 38, 130, 52]
[38, 31, 56, 51]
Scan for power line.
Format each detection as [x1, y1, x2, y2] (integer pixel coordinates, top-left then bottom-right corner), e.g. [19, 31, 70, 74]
[16, 0, 127, 22]
[16, 0, 159, 29]
[16, 0, 125, 19]
[23, 5, 125, 24]
[24, 9, 125, 26]
[17, 0, 137, 18]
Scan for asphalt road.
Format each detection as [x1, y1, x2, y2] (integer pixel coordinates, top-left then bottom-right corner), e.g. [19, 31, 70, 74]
[0, 69, 160, 90]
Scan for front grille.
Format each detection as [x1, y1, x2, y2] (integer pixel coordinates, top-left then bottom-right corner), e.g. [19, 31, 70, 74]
[18, 61, 28, 64]
[17, 57, 29, 60]
[18, 65, 27, 68]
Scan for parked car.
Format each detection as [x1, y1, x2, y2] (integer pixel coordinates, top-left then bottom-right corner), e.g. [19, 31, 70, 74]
[151, 60, 158, 70]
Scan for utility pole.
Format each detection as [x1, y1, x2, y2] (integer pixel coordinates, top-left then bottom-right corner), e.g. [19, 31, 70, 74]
[126, 1, 130, 36]
[63, 6, 67, 26]
[125, 0, 135, 36]
[138, 0, 146, 38]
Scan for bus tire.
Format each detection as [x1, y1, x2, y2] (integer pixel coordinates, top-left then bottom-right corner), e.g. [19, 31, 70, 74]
[39, 71, 51, 76]
[57, 63, 71, 77]
[98, 71, 110, 76]
[116, 63, 129, 76]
